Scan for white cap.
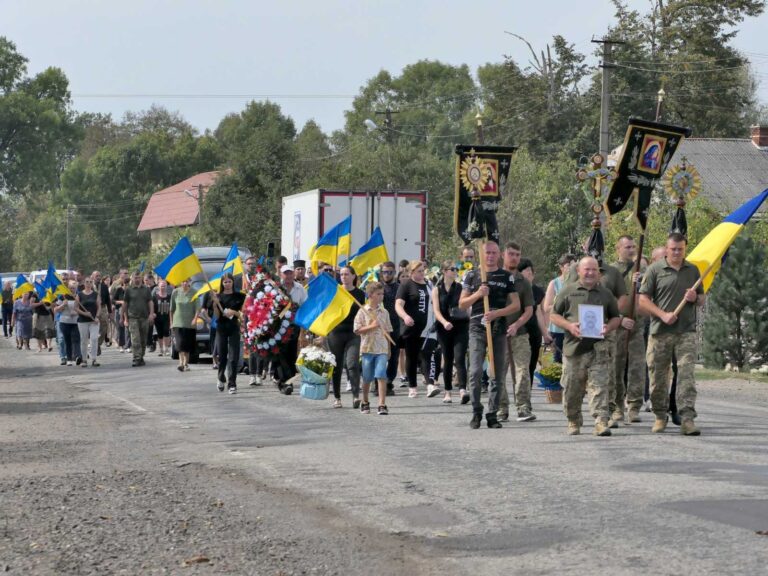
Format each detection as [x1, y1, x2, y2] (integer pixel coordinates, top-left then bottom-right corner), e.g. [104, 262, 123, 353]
[280, 265, 294, 274]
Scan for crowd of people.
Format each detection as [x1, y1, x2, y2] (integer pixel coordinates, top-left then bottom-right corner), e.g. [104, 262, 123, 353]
[3, 231, 705, 437]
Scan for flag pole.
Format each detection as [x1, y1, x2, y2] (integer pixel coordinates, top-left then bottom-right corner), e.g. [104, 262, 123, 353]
[344, 287, 396, 347]
[475, 238, 496, 381]
[670, 265, 710, 317]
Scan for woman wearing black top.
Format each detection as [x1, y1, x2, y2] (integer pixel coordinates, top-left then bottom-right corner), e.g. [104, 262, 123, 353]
[76, 278, 101, 367]
[395, 260, 431, 398]
[30, 292, 54, 352]
[432, 260, 470, 404]
[327, 266, 365, 408]
[214, 272, 246, 394]
[152, 279, 172, 356]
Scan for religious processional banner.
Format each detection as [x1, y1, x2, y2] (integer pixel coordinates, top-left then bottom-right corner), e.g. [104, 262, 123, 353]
[605, 118, 691, 229]
[454, 145, 518, 243]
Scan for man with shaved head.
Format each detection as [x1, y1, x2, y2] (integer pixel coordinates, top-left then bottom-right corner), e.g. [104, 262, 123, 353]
[550, 256, 622, 436]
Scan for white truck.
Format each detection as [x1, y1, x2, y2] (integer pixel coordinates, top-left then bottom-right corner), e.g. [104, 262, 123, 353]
[281, 189, 428, 264]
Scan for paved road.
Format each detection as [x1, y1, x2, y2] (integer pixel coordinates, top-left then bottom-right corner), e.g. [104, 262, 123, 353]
[2, 340, 768, 575]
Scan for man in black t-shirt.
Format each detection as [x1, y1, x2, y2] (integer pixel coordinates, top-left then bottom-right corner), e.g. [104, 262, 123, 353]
[459, 241, 520, 429]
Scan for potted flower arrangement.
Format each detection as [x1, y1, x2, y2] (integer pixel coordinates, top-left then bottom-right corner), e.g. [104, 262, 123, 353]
[535, 350, 563, 404]
[296, 346, 336, 400]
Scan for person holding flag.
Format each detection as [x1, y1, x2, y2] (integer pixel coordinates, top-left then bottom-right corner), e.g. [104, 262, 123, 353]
[639, 233, 705, 436]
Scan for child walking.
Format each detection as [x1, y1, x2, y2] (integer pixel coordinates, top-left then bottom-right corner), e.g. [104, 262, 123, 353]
[353, 282, 393, 415]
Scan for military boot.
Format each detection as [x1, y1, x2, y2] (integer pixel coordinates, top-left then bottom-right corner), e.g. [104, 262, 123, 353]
[593, 419, 612, 437]
[567, 421, 581, 436]
[680, 419, 701, 436]
[607, 411, 623, 429]
[651, 415, 668, 433]
[626, 408, 641, 424]
[469, 412, 482, 430]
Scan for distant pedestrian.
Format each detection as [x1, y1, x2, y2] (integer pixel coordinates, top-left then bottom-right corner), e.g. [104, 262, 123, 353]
[153, 279, 172, 356]
[54, 281, 81, 366]
[12, 291, 33, 350]
[92, 270, 112, 351]
[76, 277, 101, 367]
[432, 260, 469, 404]
[354, 282, 393, 415]
[328, 266, 364, 407]
[30, 292, 54, 351]
[111, 269, 131, 353]
[1, 280, 13, 338]
[543, 254, 575, 363]
[122, 272, 154, 367]
[214, 272, 245, 394]
[170, 278, 200, 372]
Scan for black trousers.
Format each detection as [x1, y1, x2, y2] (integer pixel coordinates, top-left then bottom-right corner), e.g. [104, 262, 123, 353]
[216, 330, 240, 388]
[276, 336, 299, 384]
[402, 327, 425, 389]
[385, 332, 401, 387]
[436, 326, 468, 391]
[528, 331, 542, 386]
[2, 304, 13, 337]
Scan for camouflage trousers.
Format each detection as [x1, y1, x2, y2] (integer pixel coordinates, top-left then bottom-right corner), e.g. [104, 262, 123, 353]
[611, 324, 646, 415]
[561, 339, 613, 424]
[647, 332, 697, 420]
[498, 334, 531, 413]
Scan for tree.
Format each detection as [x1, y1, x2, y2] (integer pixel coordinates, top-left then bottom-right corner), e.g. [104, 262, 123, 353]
[202, 101, 299, 254]
[0, 37, 82, 196]
[702, 234, 768, 371]
[599, 0, 764, 141]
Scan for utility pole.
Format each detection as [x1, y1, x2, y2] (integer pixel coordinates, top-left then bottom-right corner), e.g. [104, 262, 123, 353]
[592, 37, 625, 157]
[475, 110, 485, 144]
[375, 108, 398, 144]
[66, 204, 71, 271]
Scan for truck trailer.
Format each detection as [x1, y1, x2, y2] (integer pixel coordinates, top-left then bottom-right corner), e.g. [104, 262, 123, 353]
[281, 189, 428, 264]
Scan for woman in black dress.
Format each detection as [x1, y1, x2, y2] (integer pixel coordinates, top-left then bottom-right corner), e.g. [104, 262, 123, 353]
[214, 273, 245, 394]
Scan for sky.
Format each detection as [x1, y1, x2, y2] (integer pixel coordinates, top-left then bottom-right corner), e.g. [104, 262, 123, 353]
[3, 1, 768, 135]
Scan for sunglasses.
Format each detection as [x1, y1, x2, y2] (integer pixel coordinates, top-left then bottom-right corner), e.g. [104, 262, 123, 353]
[322, 268, 333, 273]
[381, 270, 394, 275]
[445, 267, 458, 272]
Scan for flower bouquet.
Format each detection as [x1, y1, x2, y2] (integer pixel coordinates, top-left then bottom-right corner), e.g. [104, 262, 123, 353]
[243, 272, 297, 357]
[535, 351, 563, 404]
[296, 345, 336, 400]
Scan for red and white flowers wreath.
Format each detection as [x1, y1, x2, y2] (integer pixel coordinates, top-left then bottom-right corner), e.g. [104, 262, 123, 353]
[243, 271, 297, 356]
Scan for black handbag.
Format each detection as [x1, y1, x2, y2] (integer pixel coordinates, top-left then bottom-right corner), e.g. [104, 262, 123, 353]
[449, 306, 469, 321]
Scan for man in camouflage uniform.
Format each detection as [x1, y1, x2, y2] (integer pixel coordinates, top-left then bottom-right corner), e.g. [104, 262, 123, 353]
[612, 235, 647, 425]
[551, 256, 622, 436]
[567, 253, 627, 428]
[639, 233, 705, 436]
[498, 242, 536, 423]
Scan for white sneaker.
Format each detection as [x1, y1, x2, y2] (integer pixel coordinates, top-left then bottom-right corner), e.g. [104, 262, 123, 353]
[408, 388, 418, 398]
[345, 382, 353, 392]
[249, 375, 262, 386]
[67, 361, 73, 366]
[427, 384, 441, 398]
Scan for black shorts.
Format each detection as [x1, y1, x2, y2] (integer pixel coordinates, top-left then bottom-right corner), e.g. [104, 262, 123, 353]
[174, 327, 196, 353]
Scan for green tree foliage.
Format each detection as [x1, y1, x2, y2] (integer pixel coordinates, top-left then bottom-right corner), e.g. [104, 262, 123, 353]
[202, 101, 299, 255]
[601, 0, 764, 141]
[0, 37, 82, 196]
[13, 107, 222, 271]
[702, 234, 768, 371]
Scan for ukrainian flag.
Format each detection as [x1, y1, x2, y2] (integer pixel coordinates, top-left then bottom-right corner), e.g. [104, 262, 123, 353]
[309, 216, 351, 273]
[43, 262, 71, 299]
[192, 266, 233, 300]
[295, 272, 358, 336]
[34, 280, 49, 302]
[155, 237, 204, 286]
[687, 188, 768, 292]
[12, 274, 34, 300]
[350, 227, 388, 275]
[223, 243, 244, 276]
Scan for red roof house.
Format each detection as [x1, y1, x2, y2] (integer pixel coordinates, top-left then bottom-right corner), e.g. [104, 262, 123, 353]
[137, 171, 219, 248]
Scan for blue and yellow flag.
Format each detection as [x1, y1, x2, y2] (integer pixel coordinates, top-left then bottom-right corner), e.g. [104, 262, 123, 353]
[12, 274, 34, 300]
[309, 216, 351, 274]
[155, 237, 204, 286]
[34, 280, 49, 302]
[43, 262, 72, 299]
[687, 188, 768, 292]
[192, 265, 233, 300]
[224, 243, 244, 276]
[295, 272, 358, 336]
[350, 227, 388, 275]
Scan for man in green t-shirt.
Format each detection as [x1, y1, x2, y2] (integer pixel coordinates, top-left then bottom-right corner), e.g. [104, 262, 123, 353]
[612, 235, 648, 425]
[551, 256, 622, 437]
[122, 272, 155, 367]
[639, 233, 705, 436]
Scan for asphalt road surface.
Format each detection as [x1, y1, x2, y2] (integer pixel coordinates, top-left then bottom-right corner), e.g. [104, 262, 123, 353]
[2, 338, 768, 575]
